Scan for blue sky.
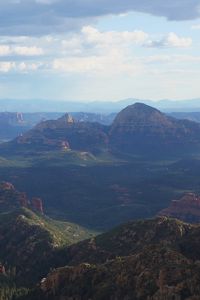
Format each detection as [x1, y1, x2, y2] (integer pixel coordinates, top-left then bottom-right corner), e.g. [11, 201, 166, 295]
[0, 0, 200, 102]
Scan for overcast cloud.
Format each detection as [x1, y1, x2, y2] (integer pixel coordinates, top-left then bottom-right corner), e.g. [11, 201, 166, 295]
[0, 0, 200, 35]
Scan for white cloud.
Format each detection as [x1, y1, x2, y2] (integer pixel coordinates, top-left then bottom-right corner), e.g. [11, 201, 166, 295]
[145, 32, 192, 48]
[54, 28, 197, 76]
[0, 62, 15, 72]
[0, 61, 44, 73]
[53, 48, 143, 75]
[14, 46, 44, 56]
[0, 26, 197, 83]
[60, 26, 149, 57]
[0, 27, 147, 75]
[81, 26, 148, 46]
[0, 45, 44, 56]
[61, 37, 82, 55]
[18, 62, 42, 72]
[166, 33, 192, 47]
[0, 45, 11, 56]
[53, 27, 148, 75]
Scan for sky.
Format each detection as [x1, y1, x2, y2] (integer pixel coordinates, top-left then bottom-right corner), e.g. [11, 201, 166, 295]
[0, 0, 200, 102]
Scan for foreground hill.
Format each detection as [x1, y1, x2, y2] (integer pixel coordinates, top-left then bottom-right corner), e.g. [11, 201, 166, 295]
[0, 208, 92, 287]
[21, 217, 200, 299]
[0, 208, 90, 285]
[0, 182, 93, 289]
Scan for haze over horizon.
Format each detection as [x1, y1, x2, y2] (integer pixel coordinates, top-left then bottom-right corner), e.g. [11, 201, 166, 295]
[1, 97, 200, 104]
[0, 0, 199, 102]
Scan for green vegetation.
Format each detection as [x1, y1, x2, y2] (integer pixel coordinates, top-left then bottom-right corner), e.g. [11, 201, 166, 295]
[0, 275, 30, 300]
[19, 217, 200, 300]
[0, 157, 193, 230]
[2, 104, 200, 298]
[2, 103, 200, 230]
[0, 149, 124, 169]
[0, 207, 93, 288]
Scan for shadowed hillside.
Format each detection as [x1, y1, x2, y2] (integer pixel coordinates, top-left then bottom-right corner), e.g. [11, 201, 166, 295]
[19, 217, 200, 300]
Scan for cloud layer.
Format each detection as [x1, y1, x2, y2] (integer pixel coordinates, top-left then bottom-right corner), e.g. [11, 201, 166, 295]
[0, 26, 195, 76]
[0, 0, 200, 35]
[0, 45, 44, 56]
[0, 2, 199, 101]
[145, 33, 192, 48]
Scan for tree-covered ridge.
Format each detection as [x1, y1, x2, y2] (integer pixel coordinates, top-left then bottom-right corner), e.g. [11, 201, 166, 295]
[23, 217, 200, 299]
[0, 207, 93, 298]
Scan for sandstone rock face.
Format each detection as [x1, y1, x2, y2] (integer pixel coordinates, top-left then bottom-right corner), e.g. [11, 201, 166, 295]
[0, 182, 15, 191]
[61, 140, 70, 150]
[18, 192, 29, 208]
[159, 193, 200, 223]
[0, 263, 6, 275]
[60, 114, 74, 124]
[32, 197, 44, 214]
[0, 181, 29, 211]
[35, 113, 75, 130]
[0, 112, 24, 126]
[0, 181, 43, 214]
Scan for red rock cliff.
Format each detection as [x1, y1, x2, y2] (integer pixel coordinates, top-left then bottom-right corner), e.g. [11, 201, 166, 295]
[31, 197, 44, 214]
[159, 193, 200, 223]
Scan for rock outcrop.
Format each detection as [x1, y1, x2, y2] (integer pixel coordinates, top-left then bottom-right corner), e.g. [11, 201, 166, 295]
[0, 182, 15, 191]
[0, 181, 44, 214]
[159, 193, 200, 223]
[13, 114, 108, 153]
[35, 113, 75, 130]
[32, 197, 44, 214]
[0, 263, 6, 275]
[0, 181, 29, 211]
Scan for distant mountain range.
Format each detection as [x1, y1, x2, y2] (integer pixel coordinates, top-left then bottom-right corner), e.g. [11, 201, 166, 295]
[3, 102, 200, 157]
[0, 112, 62, 142]
[2, 103, 200, 231]
[0, 97, 200, 113]
[168, 112, 200, 123]
[0, 111, 115, 142]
